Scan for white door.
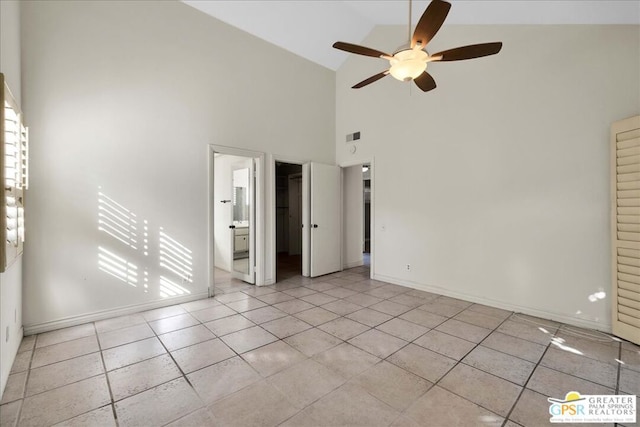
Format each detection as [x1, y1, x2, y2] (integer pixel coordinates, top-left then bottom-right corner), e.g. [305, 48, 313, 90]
[612, 115, 640, 345]
[230, 163, 255, 284]
[302, 162, 342, 277]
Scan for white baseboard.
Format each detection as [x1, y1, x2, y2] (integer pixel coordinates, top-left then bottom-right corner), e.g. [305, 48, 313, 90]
[24, 292, 209, 336]
[343, 260, 364, 269]
[373, 274, 612, 334]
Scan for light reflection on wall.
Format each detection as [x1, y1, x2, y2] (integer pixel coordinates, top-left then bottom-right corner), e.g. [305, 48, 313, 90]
[98, 246, 138, 286]
[160, 275, 191, 298]
[159, 227, 193, 283]
[98, 192, 138, 249]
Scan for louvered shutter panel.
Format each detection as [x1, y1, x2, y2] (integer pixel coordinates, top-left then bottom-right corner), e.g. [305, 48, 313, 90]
[612, 115, 640, 345]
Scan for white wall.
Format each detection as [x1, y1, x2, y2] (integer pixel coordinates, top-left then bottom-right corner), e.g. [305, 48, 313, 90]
[0, 0, 23, 400]
[21, 0, 334, 331]
[343, 164, 363, 268]
[336, 25, 640, 331]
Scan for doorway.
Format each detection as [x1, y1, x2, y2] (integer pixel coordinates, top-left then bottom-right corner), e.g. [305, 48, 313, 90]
[363, 164, 371, 268]
[275, 162, 303, 281]
[342, 162, 373, 277]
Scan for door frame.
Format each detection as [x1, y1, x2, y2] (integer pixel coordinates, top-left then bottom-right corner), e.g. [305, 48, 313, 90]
[339, 157, 375, 279]
[208, 145, 265, 296]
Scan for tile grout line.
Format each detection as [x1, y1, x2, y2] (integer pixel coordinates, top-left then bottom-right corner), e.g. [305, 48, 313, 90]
[11, 336, 36, 427]
[94, 322, 120, 427]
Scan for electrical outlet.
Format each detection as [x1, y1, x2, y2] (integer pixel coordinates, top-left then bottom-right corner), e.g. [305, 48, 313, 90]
[406, 264, 411, 271]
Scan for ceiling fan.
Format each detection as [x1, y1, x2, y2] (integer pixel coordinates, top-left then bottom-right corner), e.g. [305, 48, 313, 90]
[332, 0, 502, 92]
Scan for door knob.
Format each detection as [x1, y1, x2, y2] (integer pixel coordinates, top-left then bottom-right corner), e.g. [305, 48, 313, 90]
[313, 224, 318, 228]
[229, 225, 236, 229]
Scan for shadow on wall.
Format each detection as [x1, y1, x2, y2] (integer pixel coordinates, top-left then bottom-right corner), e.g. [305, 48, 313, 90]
[97, 187, 192, 299]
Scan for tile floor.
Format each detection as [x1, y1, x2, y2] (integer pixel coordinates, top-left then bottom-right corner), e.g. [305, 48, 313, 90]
[1, 263, 639, 427]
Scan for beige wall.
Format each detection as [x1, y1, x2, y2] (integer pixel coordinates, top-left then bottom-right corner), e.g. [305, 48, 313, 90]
[21, 0, 335, 330]
[337, 25, 640, 331]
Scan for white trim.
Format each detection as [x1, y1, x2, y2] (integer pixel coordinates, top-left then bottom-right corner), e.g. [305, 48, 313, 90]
[373, 273, 612, 333]
[209, 145, 266, 291]
[344, 260, 364, 269]
[24, 292, 208, 335]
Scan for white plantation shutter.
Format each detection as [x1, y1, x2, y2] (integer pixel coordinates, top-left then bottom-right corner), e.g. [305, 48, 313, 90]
[612, 115, 640, 345]
[1, 73, 28, 271]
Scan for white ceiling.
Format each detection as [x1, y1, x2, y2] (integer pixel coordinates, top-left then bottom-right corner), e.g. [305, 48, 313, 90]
[183, 1, 640, 70]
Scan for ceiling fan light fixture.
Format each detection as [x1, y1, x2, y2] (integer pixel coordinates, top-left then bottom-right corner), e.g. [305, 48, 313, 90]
[388, 49, 428, 81]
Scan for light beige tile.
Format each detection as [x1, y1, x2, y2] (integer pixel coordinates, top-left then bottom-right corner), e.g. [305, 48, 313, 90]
[94, 314, 146, 334]
[318, 317, 370, 341]
[115, 378, 202, 426]
[268, 359, 345, 409]
[273, 299, 316, 315]
[509, 313, 560, 329]
[413, 329, 476, 360]
[481, 331, 546, 363]
[301, 293, 338, 306]
[388, 294, 429, 308]
[141, 305, 187, 322]
[255, 292, 295, 305]
[365, 287, 403, 299]
[293, 307, 340, 326]
[346, 308, 393, 327]
[282, 287, 317, 298]
[19, 375, 110, 426]
[102, 337, 166, 371]
[36, 324, 96, 348]
[436, 296, 474, 309]
[527, 365, 614, 398]
[399, 308, 447, 328]
[10, 350, 31, 374]
[209, 380, 299, 426]
[52, 405, 116, 427]
[164, 408, 217, 427]
[225, 297, 268, 313]
[0, 401, 21, 427]
[220, 326, 278, 354]
[497, 320, 554, 345]
[376, 318, 429, 342]
[321, 300, 363, 316]
[463, 346, 535, 385]
[417, 302, 465, 318]
[281, 382, 399, 427]
[404, 386, 503, 426]
[314, 342, 380, 379]
[242, 306, 288, 324]
[551, 333, 620, 365]
[620, 368, 640, 395]
[467, 304, 512, 320]
[158, 324, 215, 351]
[187, 356, 261, 404]
[388, 344, 456, 382]
[369, 300, 412, 316]
[204, 314, 255, 336]
[435, 319, 492, 343]
[303, 281, 336, 292]
[215, 291, 251, 304]
[348, 329, 407, 359]
[620, 348, 640, 373]
[352, 361, 432, 411]
[242, 340, 307, 378]
[26, 353, 104, 397]
[108, 354, 182, 401]
[148, 313, 199, 335]
[18, 335, 36, 353]
[343, 293, 383, 307]
[32, 335, 100, 368]
[261, 316, 312, 339]
[323, 287, 358, 299]
[540, 348, 617, 388]
[179, 297, 222, 312]
[0, 372, 26, 404]
[440, 363, 522, 417]
[510, 389, 552, 427]
[171, 338, 235, 373]
[454, 310, 505, 329]
[190, 305, 236, 323]
[98, 323, 155, 350]
[285, 328, 343, 357]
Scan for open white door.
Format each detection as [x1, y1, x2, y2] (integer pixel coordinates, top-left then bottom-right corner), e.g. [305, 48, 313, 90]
[230, 162, 255, 284]
[302, 162, 342, 277]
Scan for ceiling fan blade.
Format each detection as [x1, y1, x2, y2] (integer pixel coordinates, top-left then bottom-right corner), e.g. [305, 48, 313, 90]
[333, 42, 391, 59]
[352, 71, 389, 89]
[411, 0, 451, 48]
[414, 72, 437, 92]
[431, 42, 503, 61]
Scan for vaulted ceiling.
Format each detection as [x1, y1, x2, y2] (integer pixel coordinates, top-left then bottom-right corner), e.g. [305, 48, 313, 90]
[183, 1, 640, 70]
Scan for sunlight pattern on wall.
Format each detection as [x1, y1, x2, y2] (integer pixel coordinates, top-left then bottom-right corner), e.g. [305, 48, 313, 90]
[98, 192, 138, 249]
[98, 246, 138, 286]
[159, 227, 193, 283]
[159, 275, 191, 298]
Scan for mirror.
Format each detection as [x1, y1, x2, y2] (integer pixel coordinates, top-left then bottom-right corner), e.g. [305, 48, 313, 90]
[232, 167, 250, 275]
